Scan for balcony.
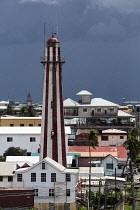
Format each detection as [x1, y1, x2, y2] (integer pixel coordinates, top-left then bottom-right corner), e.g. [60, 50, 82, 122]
[40, 56, 65, 63]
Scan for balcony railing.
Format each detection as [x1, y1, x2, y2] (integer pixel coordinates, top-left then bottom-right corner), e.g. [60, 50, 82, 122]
[40, 56, 65, 63]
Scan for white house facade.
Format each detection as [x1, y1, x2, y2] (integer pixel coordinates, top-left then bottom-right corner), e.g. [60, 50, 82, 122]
[12, 157, 79, 209]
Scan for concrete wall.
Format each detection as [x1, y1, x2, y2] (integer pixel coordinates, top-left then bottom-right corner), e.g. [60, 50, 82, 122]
[35, 202, 77, 210]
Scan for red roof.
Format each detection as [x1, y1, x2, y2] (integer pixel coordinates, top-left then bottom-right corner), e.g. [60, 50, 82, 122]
[47, 35, 58, 43]
[67, 146, 127, 159]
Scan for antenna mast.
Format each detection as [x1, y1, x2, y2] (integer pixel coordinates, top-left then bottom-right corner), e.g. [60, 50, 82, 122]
[44, 23, 46, 57]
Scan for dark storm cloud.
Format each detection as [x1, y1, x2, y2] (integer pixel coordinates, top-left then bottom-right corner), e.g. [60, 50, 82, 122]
[0, 0, 140, 103]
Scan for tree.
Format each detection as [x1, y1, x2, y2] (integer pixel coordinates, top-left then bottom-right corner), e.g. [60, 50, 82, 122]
[4, 147, 27, 157]
[19, 105, 37, 117]
[86, 129, 98, 149]
[123, 127, 140, 210]
[123, 127, 140, 162]
[4, 104, 14, 116]
[86, 129, 98, 209]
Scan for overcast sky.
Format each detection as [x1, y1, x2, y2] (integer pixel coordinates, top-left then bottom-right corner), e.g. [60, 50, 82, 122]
[1, 0, 140, 104]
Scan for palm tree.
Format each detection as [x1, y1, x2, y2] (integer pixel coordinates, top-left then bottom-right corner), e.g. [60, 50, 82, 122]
[123, 127, 140, 210]
[86, 129, 98, 209]
[123, 127, 140, 162]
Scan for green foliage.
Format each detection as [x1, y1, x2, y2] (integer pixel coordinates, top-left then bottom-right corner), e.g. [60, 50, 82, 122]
[86, 129, 98, 149]
[4, 104, 14, 115]
[0, 156, 5, 162]
[4, 147, 27, 157]
[19, 105, 37, 117]
[123, 127, 140, 162]
[90, 191, 123, 207]
[124, 205, 132, 210]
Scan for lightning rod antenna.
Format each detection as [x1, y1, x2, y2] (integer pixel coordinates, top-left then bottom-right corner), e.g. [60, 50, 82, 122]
[44, 23, 46, 57]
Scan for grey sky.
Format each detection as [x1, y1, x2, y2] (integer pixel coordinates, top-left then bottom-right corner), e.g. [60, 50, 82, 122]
[0, 0, 140, 104]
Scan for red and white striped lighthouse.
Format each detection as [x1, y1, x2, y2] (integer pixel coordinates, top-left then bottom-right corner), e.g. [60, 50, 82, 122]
[40, 34, 66, 167]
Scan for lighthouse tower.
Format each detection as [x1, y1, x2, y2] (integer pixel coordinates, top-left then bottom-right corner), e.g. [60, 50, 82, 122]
[40, 34, 66, 167]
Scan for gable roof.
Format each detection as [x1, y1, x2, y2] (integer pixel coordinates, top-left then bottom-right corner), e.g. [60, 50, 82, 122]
[63, 98, 79, 107]
[101, 154, 118, 162]
[15, 157, 79, 174]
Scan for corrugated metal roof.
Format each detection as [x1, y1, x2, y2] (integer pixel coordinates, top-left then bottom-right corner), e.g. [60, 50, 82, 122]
[0, 126, 70, 134]
[90, 98, 119, 107]
[6, 156, 39, 164]
[102, 129, 127, 134]
[0, 162, 17, 176]
[1, 117, 42, 119]
[63, 98, 79, 106]
[0, 127, 41, 134]
[67, 146, 127, 159]
[117, 110, 133, 117]
[76, 90, 92, 96]
[80, 152, 117, 157]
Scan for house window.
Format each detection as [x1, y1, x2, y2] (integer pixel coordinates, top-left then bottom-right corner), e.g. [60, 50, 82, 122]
[7, 137, 13, 142]
[34, 189, 38, 196]
[8, 176, 13, 182]
[31, 173, 36, 182]
[51, 173, 56, 182]
[20, 124, 24, 127]
[83, 108, 87, 112]
[10, 124, 14, 127]
[110, 108, 114, 112]
[42, 163, 45, 169]
[17, 174, 22, 182]
[120, 136, 124, 139]
[41, 173, 46, 182]
[0, 176, 3, 181]
[66, 174, 71, 182]
[118, 165, 124, 170]
[66, 189, 70, 196]
[101, 136, 108, 141]
[97, 108, 101, 112]
[29, 124, 33, 127]
[106, 163, 113, 170]
[49, 189, 55, 196]
[30, 137, 36, 142]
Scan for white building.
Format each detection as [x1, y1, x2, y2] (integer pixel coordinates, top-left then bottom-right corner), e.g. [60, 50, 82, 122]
[0, 126, 71, 156]
[101, 154, 126, 176]
[12, 157, 79, 209]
